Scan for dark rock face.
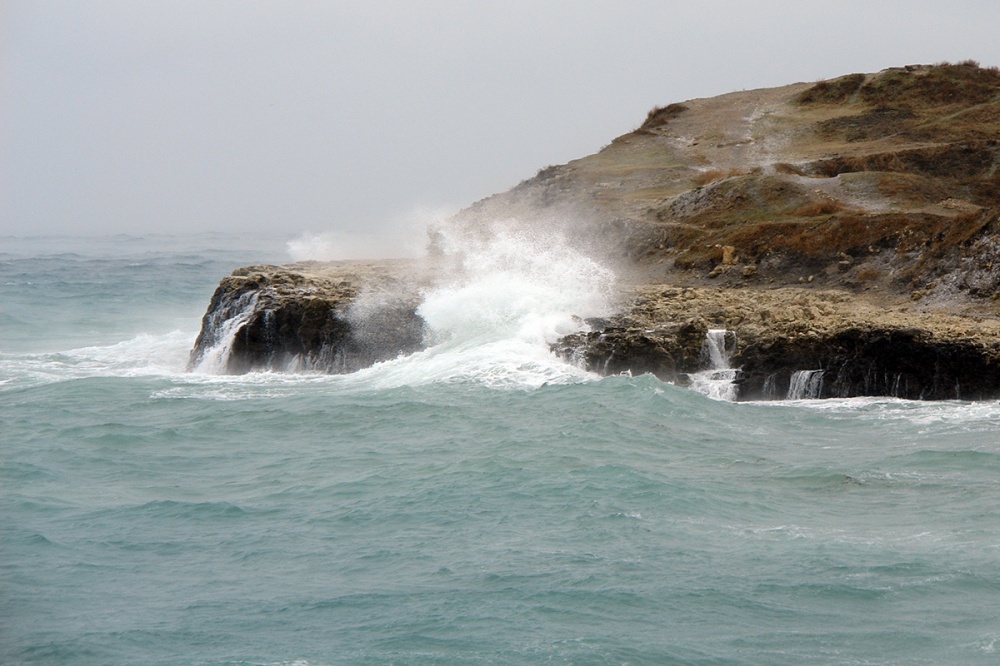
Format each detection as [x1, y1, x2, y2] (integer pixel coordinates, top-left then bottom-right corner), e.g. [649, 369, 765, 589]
[190, 265, 1000, 400]
[734, 328, 1000, 401]
[227, 296, 425, 374]
[552, 323, 1000, 401]
[551, 317, 708, 382]
[188, 265, 426, 374]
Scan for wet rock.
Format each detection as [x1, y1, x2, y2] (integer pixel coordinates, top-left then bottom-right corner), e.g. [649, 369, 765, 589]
[551, 284, 1000, 400]
[188, 262, 426, 374]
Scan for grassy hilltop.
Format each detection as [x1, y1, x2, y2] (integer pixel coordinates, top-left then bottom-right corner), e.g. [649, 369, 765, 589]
[456, 61, 1000, 307]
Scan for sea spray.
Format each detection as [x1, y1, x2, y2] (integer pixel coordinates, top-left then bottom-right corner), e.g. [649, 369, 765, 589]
[0, 330, 195, 389]
[352, 224, 618, 389]
[419, 224, 616, 345]
[286, 207, 456, 261]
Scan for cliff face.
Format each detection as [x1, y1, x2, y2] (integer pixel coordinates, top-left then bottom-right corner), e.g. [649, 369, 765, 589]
[190, 62, 1000, 399]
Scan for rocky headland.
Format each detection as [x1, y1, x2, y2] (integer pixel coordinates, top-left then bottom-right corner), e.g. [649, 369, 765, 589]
[190, 62, 1000, 400]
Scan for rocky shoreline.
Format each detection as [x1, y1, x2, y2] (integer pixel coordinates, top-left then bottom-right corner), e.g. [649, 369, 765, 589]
[555, 284, 1000, 400]
[189, 63, 1000, 399]
[188, 260, 1000, 401]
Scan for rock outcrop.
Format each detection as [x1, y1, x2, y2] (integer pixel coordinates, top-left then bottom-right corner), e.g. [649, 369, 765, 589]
[553, 285, 1000, 400]
[191, 62, 1000, 399]
[188, 261, 426, 374]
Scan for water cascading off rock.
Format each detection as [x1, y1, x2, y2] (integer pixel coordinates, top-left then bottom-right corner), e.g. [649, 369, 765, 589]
[689, 329, 740, 401]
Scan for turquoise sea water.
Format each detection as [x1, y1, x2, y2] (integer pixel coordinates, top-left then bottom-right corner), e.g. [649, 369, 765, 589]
[3, 235, 1000, 665]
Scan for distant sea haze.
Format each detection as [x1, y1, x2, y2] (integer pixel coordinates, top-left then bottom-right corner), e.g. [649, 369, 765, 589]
[3, 233, 999, 665]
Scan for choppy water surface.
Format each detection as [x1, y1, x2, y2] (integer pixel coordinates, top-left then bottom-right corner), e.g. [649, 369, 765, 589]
[2, 235, 999, 665]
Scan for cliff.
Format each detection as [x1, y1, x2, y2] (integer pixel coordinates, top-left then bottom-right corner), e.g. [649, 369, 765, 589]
[190, 62, 1000, 399]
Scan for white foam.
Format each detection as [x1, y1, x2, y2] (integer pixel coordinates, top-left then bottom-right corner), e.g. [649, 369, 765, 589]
[162, 221, 617, 394]
[0, 330, 196, 387]
[188, 291, 259, 374]
[64, 331, 193, 373]
[150, 371, 337, 401]
[1, 221, 621, 396]
[420, 227, 614, 343]
[746, 394, 1000, 436]
[787, 369, 825, 400]
[349, 224, 616, 390]
[347, 336, 597, 390]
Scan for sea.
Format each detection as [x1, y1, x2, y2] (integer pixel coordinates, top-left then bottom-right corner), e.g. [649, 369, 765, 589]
[2, 232, 1000, 665]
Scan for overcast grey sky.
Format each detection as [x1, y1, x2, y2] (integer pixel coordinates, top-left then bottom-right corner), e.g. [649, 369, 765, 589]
[3, 1, 1000, 239]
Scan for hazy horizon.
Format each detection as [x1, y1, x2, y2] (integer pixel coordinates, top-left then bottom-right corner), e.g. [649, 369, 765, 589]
[4, 1, 1000, 248]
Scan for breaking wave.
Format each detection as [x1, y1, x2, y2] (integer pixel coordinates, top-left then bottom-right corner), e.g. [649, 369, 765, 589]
[190, 223, 618, 390]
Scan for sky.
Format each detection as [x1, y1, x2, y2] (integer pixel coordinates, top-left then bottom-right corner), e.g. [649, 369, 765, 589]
[3, 1, 1000, 243]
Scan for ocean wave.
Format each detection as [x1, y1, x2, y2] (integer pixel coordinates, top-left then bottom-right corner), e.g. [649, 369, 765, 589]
[0, 331, 196, 390]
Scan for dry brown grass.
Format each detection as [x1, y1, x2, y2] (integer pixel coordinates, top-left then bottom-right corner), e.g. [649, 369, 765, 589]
[639, 103, 689, 131]
[854, 265, 882, 282]
[970, 175, 1000, 207]
[691, 168, 746, 187]
[622, 63, 1000, 290]
[795, 73, 866, 105]
[789, 200, 844, 217]
[859, 62, 1000, 108]
[807, 143, 998, 179]
[873, 173, 953, 204]
[816, 107, 916, 142]
[774, 162, 806, 176]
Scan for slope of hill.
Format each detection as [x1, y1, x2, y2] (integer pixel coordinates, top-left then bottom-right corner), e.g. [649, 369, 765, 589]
[454, 61, 1000, 303]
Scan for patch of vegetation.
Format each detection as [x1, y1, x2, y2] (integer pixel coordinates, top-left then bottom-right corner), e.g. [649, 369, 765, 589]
[691, 168, 747, 187]
[774, 162, 806, 176]
[908, 100, 1000, 142]
[718, 210, 988, 261]
[789, 199, 844, 217]
[873, 173, 954, 204]
[853, 264, 883, 283]
[816, 106, 916, 142]
[673, 246, 723, 271]
[859, 62, 1000, 108]
[512, 164, 562, 191]
[532, 165, 561, 182]
[970, 175, 1000, 207]
[639, 103, 689, 131]
[794, 73, 866, 105]
[806, 143, 999, 179]
[614, 63, 1000, 292]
